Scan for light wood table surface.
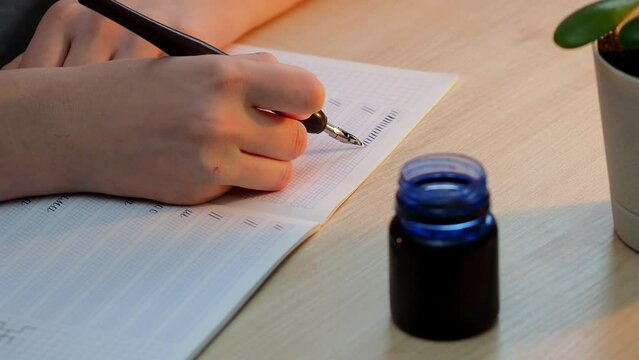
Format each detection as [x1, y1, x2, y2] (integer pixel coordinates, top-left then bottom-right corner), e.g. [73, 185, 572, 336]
[200, 0, 639, 359]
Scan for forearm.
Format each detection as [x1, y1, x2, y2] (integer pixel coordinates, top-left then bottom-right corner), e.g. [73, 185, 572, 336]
[199, 0, 305, 46]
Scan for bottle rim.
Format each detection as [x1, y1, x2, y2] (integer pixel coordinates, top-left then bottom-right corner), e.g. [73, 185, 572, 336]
[396, 153, 489, 225]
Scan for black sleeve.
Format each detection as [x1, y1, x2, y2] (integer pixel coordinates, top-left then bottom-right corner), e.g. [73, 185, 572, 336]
[0, 0, 59, 67]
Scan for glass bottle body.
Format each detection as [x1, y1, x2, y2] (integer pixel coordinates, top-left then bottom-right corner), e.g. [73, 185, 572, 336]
[389, 154, 499, 340]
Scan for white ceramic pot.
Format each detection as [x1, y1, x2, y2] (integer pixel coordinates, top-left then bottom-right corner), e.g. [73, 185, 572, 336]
[594, 43, 639, 251]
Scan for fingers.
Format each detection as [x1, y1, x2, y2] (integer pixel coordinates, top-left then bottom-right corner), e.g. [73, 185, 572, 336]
[227, 152, 294, 191]
[63, 15, 162, 66]
[64, 37, 161, 66]
[21, 0, 164, 68]
[20, 18, 70, 68]
[63, 36, 118, 67]
[239, 109, 308, 160]
[194, 53, 319, 161]
[240, 59, 325, 118]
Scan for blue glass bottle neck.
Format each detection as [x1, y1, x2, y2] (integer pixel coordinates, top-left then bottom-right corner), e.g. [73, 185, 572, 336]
[395, 154, 492, 244]
[398, 213, 494, 244]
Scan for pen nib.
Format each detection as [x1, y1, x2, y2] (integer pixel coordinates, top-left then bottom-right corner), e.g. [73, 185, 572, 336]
[324, 123, 365, 147]
[342, 130, 365, 147]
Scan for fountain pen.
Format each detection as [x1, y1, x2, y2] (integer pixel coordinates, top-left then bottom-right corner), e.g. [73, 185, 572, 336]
[78, 0, 365, 147]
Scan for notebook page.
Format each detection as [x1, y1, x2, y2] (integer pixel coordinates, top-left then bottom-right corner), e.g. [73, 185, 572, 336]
[219, 45, 457, 223]
[0, 48, 456, 360]
[0, 195, 317, 360]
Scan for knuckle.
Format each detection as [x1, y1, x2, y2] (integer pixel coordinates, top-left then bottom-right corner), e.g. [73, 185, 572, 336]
[185, 109, 237, 145]
[208, 59, 248, 92]
[45, 1, 78, 24]
[175, 86, 239, 143]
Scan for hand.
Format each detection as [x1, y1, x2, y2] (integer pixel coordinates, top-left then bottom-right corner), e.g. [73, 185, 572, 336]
[0, 53, 325, 204]
[12, 0, 239, 68]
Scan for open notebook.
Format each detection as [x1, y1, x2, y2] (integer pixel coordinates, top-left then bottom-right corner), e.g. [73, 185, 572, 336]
[0, 46, 456, 360]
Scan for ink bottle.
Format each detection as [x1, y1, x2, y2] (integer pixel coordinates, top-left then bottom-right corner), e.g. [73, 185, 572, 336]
[389, 154, 498, 340]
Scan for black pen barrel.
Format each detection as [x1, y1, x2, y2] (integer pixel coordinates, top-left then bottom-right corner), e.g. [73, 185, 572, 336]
[78, 0, 226, 56]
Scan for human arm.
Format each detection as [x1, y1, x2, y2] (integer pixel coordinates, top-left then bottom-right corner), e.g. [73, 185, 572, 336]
[12, 0, 305, 68]
[0, 53, 324, 204]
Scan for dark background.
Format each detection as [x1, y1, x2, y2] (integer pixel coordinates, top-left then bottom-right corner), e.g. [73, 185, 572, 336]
[0, 0, 58, 67]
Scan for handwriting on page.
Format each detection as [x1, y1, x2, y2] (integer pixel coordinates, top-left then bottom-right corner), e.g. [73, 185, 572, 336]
[0, 321, 36, 345]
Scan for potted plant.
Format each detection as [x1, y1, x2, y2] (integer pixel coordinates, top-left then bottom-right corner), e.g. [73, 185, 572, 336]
[554, 0, 639, 251]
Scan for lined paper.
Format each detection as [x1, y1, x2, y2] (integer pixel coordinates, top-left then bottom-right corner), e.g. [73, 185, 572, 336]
[0, 46, 456, 360]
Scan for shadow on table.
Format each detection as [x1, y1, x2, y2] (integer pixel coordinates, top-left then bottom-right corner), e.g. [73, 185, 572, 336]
[374, 201, 639, 359]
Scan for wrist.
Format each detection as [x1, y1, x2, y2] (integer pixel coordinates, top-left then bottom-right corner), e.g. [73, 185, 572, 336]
[0, 68, 81, 200]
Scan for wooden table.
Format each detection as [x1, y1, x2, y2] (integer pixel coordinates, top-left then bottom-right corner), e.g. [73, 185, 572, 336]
[200, 0, 639, 358]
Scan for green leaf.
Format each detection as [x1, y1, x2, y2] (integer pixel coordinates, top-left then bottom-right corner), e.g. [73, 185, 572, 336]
[554, 0, 639, 48]
[619, 16, 639, 47]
